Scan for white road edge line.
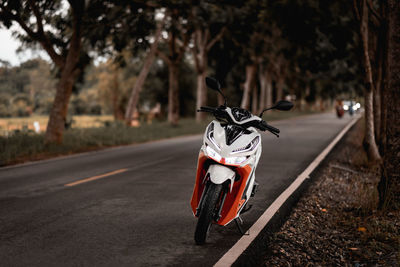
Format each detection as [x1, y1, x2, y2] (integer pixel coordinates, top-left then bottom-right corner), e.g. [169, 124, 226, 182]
[214, 115, 361, 267]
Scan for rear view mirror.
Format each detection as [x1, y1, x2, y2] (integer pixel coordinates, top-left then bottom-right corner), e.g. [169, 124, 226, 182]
[205, 77, 221, 91]
[205, 77, 227, 106]
[274, 100, 294, 111]
[259, 100, 294, 117]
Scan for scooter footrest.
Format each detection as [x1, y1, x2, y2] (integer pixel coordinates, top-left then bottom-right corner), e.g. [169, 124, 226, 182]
[251, 182, 259, 197]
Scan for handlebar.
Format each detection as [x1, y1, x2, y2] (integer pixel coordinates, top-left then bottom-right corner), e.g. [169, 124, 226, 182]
[197, 106, 217, 113]
[260, 121, 280, 134]
[198, 106, 280, 137]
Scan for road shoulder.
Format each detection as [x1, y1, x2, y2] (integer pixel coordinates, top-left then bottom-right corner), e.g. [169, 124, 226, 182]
[239, 118, 399, 266]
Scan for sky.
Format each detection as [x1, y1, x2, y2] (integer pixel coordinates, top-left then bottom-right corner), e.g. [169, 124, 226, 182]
[0, 28, 48, 66]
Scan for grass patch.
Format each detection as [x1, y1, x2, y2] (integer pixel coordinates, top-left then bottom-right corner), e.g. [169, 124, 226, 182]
[0, 115, 114, 136]
[0, 110, 322, 166]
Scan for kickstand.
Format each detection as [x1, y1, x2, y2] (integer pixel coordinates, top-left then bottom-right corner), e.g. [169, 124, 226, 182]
[234, 217, 249, 236]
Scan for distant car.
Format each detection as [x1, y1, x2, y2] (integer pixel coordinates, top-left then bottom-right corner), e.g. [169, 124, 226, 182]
[343, 101, 361, 113]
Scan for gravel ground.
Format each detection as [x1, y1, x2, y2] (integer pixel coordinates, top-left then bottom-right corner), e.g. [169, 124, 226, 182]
[262, 119, 400, 266]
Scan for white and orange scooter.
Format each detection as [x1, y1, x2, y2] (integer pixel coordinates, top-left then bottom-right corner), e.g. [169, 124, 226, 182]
[190, 77, 293, 245]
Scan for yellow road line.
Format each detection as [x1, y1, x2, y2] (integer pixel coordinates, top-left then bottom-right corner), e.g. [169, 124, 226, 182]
[64, 168, 128, 187]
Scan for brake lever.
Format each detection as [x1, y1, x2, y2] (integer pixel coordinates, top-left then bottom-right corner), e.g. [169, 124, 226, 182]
[271, 132, 279, 138]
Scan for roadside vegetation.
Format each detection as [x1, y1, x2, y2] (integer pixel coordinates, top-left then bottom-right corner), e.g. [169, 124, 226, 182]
[0, 110, 316, 166]
[0, 115, 114, 136]
[0, 118, 207, 166]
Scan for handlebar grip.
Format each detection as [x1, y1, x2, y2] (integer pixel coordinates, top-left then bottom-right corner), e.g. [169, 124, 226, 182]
[266, 124, 280, 134]
[261, 121, 280, 134]
[197, 106, 216, 113]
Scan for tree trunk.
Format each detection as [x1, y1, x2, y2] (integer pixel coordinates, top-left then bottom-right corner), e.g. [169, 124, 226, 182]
[377, 3, 388, 152]
[195, 70, 207, 122]
[160, 10, 189, 126]
[125, 21, 163, 125]
[373, 73, 381, 141]
[44, 4, 83, 144]
[258, 65, 272, 113]
[45, 66, 80, 143]
[251, 85, 258, 115]
[276, 76, 284, 101]
[374, 16, 385, 143]
[168, 62, 180, 126]
[266, 77, 272, 108]
[112, 66, 124, 120]
[241, 64, 257, 109]
[192, 26, 225, 122]
[379, 14, 389, 155]
[364, 90, 381, 161]
[378, 0, 400, 210]
[194, 40, 207, 122]
[258, 68, 266, 114]
[193, 28, 208, 123]
[360, 0, 381, 162]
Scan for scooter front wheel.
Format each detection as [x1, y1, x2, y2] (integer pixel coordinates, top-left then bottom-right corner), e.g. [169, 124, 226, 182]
[194, 183, 223, 245]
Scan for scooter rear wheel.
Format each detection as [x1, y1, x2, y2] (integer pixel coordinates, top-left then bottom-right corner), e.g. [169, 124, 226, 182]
[194, 183, 223, 245]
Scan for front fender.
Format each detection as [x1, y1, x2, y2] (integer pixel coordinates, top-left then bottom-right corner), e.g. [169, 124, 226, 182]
[207, 164, 235, 191]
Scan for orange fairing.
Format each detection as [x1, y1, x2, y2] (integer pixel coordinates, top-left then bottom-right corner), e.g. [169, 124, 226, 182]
[190, 151, 253, 226]
[217, 164, 252, 226]
[190, 151, 208, 215]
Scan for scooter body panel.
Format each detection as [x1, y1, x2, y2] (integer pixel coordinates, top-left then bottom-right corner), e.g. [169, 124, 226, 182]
[207, 164, 235, 185]
[190, 119, 263, 226]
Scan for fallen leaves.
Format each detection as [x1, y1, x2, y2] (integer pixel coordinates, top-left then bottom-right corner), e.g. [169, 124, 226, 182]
[357, 227, 367, 232]
[262, 121, 399, 266]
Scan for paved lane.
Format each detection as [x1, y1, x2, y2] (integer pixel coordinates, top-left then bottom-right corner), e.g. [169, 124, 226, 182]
[0, 113, 353, 266]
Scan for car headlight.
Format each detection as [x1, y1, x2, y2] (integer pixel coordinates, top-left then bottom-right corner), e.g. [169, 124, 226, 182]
[231, 136, 260, 154]
[206, 123, 221, 150]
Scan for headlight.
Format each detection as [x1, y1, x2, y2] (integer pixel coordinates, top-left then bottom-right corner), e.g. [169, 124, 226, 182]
[206, 123, 220, 150]
[206, 145, 247, 165]
[343, 105, 349, 110]
[206, 145, 222, 162]
[231, 136, 260, 154]
[225, 156, 247, 165]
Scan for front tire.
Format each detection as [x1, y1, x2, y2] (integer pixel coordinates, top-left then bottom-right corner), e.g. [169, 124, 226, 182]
[194, 183, 223, 245]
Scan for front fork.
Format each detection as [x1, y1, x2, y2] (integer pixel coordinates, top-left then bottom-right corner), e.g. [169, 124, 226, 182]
[214, 185, 228, 222]
[195, 180, 210, 217]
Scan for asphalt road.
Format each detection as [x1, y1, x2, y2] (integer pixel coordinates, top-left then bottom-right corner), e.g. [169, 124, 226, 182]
[0, 112, 353, 266]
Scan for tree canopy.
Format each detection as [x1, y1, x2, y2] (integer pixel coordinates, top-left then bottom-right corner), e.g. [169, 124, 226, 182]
[0, 0, 369, 139]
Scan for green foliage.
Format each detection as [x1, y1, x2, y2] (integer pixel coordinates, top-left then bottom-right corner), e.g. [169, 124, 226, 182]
[267, 0, 363, 97]
[209, 0, 363, 103]
[0, 58, 56, 117]
[0, 0, 364, 121]
[140, 58, 197, 117]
